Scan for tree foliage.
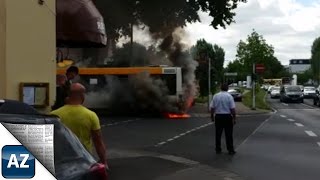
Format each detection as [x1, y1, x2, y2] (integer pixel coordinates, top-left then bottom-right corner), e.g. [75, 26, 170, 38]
[297, 69, 313, 85]
[311, 37, 320, 83]
[191, 39, 225, 96]
[94, 0, 247, 40]
[225, 60, 246, 81]
[229, 30, 288, 80]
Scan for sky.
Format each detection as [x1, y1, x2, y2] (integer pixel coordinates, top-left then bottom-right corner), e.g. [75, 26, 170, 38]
[184, 0, 320, 66]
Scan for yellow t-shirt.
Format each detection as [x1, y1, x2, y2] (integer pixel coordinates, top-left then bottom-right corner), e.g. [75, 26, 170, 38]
[51, 105, 101, 152]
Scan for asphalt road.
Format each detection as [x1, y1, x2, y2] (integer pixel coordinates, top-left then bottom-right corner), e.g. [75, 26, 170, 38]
[226, 96, 320, 180]
[99, 95, 320, 180]
[100, 112, 270, 179]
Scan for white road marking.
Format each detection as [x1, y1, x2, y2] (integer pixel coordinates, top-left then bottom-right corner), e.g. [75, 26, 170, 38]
[280, 115, 287, 118]
[236, 116, 271, 151]
[280, 109, 315, 111]
[295, 123, 304, 127]
[105, 119, 138, 127]
[282, 103, 288, 106]
[157, 142, 166, 146]
[287, 119, 295, 122]
[317, 142, 320, 147]
[155, 122, 214, 147]
[305, 131, 317, 137]
[300, 103, 315, 109]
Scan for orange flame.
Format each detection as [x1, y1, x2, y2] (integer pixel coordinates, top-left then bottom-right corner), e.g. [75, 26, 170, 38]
[165, 113, 191, 119]
[186, 97, 194, 109]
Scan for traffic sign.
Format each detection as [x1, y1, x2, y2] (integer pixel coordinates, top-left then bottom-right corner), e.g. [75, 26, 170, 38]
[255, 64, 265, 73]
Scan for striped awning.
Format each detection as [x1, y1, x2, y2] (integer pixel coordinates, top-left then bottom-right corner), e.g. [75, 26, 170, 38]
[56, 0, 107, 47]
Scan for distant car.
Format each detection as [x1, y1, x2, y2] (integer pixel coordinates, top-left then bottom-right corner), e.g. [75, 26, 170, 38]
[303, 86, 316, 98]
[270, 87, 280, 98]
[228, 88, 242, 102]
[280, 85, 304, 103]
[0, 99, 109, 180]
[261, 84, 270, 91]
[267, 85, 275, 94]
[313, 87, 320, 106]
[229, 83, 238, 87]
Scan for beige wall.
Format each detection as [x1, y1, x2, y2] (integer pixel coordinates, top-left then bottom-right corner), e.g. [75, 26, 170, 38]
[0, 0, 6, 98]
[0, 0, 56, 111]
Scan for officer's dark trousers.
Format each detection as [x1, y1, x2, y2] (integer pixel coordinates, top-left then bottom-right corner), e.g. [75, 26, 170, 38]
[215, 114, 234, 152]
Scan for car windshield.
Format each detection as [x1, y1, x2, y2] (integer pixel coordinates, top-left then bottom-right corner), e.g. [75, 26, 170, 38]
[228, 89, 240, 93]
[272, 87, 280, 91]
[285, 86, 301, 92]
[304, 87, 315, 91]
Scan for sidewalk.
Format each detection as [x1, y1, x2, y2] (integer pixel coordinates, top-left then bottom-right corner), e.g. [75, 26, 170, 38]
[188, 102, 271, 117]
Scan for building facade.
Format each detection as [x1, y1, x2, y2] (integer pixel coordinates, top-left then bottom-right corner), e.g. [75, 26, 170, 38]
[0, 0, 56, 111]
[289, 59, 311, 73]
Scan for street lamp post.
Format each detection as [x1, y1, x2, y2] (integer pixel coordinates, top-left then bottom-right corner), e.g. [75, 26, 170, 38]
[208, 57, 211, 112]
[252, 63, 256, 110]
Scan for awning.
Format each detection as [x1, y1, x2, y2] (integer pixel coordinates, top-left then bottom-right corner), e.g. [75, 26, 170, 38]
[56, 0, 107, 48]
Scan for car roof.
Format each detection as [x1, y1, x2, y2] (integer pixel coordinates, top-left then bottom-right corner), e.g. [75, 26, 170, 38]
[0, 99, 41, 115]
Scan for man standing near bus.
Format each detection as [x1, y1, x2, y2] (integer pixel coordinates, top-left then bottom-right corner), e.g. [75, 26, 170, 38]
[66, 65, 81, 84]
[210, 84, 236, 155]
[51, 83, 108, 166]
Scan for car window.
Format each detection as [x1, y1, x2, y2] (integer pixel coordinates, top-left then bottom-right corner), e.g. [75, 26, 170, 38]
[228, 89, 240, 93]
[304, 87, 315, 91]
[285, 86, 301, 92]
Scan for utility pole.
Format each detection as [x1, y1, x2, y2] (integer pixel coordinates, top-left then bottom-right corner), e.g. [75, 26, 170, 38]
[252, 63, 256, 110]
[208, 57, 211, 112]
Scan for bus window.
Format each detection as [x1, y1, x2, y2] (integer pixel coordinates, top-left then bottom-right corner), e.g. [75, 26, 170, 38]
[153, 74, 177, 95]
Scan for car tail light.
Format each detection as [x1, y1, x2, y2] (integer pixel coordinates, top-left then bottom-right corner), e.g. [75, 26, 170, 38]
[90, 163, 108, 180]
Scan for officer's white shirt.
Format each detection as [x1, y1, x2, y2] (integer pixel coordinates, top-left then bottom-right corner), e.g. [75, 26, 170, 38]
[209, 91, 235, 114]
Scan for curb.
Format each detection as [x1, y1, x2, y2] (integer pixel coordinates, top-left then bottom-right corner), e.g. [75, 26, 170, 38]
[190, 111, 272, 118]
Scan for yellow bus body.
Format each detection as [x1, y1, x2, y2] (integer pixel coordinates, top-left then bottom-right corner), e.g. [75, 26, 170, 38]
[56, 67, 163, 75]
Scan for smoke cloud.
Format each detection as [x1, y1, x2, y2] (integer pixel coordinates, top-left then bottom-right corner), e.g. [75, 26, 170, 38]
[67, 27, 199, 115]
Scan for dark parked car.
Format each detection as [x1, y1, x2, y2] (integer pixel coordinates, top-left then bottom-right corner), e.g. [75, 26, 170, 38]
[228, 88, 242, 102]
[0, 99, 108, 180]
[313, 90, 320, 106]
[280, 85, 304, 103]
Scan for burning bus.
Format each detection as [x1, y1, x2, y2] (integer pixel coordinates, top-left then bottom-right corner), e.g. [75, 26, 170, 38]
[56, 66, 189, 115]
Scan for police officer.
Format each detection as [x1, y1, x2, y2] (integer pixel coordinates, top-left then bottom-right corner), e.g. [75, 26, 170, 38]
[210, 84, 236, 155]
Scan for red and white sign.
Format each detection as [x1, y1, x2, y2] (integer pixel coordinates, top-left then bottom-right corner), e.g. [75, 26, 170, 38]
[255, 64, 265, 73]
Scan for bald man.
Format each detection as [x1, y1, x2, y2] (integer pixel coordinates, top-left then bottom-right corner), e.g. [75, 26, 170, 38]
[51, 83, 108, 166]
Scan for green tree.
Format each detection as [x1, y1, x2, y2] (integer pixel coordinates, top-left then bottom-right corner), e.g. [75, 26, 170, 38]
[297, 69, 313, 85]
[212, 45, 225, 83]
[225, 60, 246, 81]
[95, 0, 247, 40]
[311, 37, 320, 83]
[191, 39, 225, 96]
[235, 30, 287, 79]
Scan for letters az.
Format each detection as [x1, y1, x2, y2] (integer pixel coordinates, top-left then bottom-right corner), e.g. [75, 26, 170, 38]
[7, 154, 30, 168]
